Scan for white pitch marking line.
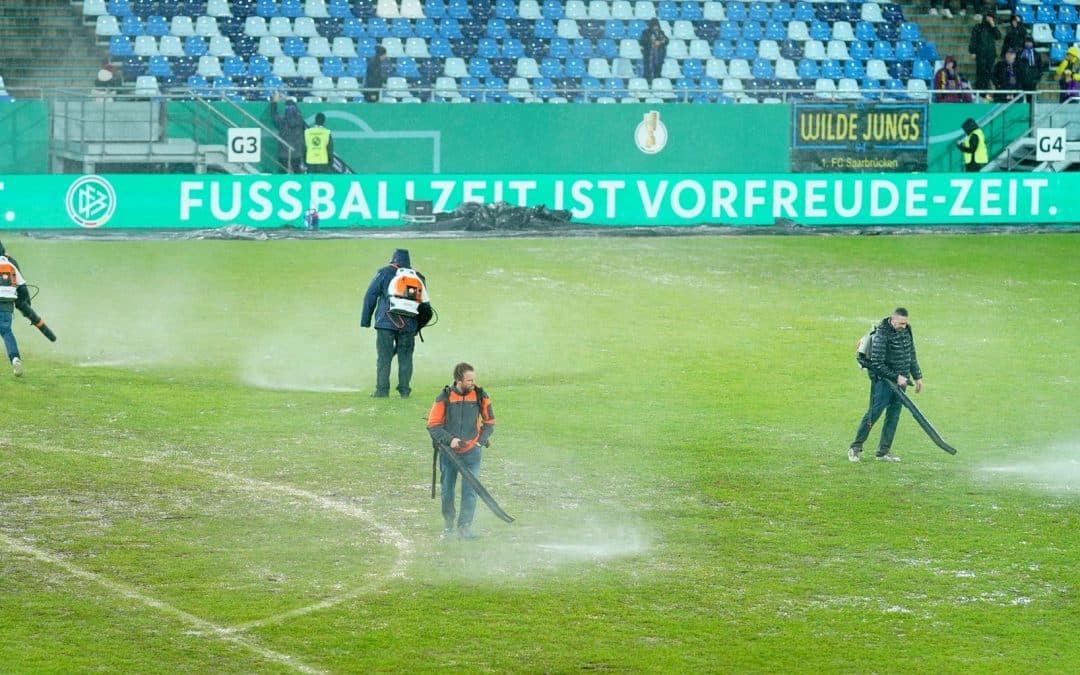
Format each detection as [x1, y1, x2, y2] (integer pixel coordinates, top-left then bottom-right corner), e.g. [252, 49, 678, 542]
[0, 533, 324, 675]
[36, 446, 414, 633]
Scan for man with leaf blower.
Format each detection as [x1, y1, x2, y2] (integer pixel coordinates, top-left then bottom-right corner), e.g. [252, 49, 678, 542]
[0, 240, 57, 377]
[427, 362, 499, 539]
[849, 307, 923, 463]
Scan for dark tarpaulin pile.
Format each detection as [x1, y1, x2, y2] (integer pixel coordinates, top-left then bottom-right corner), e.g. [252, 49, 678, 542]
[408, 201, 574, 231]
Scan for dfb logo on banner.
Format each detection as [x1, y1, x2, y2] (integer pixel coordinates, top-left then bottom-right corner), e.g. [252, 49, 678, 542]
[1035, 128, 1066, 162]
[227, 128, 261, 163]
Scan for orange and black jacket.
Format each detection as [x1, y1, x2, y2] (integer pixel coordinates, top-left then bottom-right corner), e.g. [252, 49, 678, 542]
[427, 385, 495, 453]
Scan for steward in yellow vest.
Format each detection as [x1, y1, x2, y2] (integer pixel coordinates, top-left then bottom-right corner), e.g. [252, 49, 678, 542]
[304, 112, 333, 173]
[956, 117, 988, 172]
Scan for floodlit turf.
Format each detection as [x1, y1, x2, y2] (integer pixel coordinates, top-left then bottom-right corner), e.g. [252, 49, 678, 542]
[2, 233, 1078, 673]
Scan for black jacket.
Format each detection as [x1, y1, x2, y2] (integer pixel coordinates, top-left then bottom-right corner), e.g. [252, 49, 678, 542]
[868, 317, 922, 383]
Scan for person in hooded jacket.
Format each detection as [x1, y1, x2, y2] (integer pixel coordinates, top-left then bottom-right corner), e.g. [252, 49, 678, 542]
[360, 248, 430, 398]
[271, 93, 307, 173]
[932, 56, 973, 102]
[956, 117, 988, 171]
[1055, 45, 1080, 102]
[848, 308, 924, 463]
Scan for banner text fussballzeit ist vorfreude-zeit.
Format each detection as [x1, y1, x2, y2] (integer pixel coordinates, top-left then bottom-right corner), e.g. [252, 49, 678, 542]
[0, 174, 1075, 229]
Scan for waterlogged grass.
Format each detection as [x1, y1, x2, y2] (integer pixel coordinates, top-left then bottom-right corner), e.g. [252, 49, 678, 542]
[1, 233, 1078, 673]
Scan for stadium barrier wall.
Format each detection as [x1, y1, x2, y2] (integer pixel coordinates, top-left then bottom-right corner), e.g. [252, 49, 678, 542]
[1, 100, 1027, 176]
[0, 173, 1074, 229]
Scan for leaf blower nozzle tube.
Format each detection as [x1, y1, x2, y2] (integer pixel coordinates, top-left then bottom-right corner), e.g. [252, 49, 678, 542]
[15, 300, 57, 342]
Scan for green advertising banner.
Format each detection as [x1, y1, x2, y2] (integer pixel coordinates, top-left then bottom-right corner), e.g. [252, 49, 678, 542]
[0, 173, 1075, 229]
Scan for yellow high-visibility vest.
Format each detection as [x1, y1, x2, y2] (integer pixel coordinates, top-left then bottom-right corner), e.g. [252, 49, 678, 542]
[962, 128, 987, 165]
[304, 126, 330, 165]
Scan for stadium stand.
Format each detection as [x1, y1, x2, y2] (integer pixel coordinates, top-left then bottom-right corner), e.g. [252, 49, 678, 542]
[3, 0, 1076, 102]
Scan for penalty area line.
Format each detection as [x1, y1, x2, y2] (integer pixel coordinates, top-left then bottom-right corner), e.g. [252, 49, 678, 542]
[34, 444, 414, 633]
[0, 532, 325, 675]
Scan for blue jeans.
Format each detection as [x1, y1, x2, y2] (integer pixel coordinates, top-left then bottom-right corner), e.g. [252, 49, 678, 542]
[851, 377, 903, 455]
[440, 446, 482, 528]
[0, 310, 19, 362]
[374, 328, 415, 396]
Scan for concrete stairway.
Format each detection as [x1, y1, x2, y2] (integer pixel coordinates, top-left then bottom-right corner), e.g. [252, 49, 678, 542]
[0, 2, 103, 94]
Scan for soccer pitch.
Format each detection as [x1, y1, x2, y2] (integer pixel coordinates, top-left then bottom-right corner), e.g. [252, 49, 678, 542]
[2, 233, 1078, 673]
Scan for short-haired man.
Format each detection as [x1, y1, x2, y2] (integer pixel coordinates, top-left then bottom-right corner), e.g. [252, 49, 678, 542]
[427, 363, 496, 539]
[848, 308, 924, 463]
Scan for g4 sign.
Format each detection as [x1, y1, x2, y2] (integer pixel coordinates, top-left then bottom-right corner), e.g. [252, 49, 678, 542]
[1035, 128, 1066, 162]
[227, 128, 262, 164]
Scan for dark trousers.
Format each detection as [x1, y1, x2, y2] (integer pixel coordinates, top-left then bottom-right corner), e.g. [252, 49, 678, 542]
[374, 328, 415, 396]
[851, 377, 903, 456]
[974, 57, 994, 93]
[440, 446, 482, 528]
[307, 162, 332, 173]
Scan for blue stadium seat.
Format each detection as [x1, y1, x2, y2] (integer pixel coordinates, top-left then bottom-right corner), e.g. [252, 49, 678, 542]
[256, 0, 277, 16]
[184, 35, 208, 56]
[797, 58, 819, 79]
[742, 21, 762, 41]
[397, 56, 421, 77]
[439, 18, 462, 38]
[792, 1, 814, 22]
[507, 17, 533, 39]
[565, 56, 587, 76]
[282, 36, 306, 57]
[280, 0, 304, 18]
[345, 56, 367, 77]
[680, 2, 702, 20]
[747, 1, 769, 22]
[626, 19, 646, 39]
[693, 20, 719, 41]
[468, 56, 493, 77]
[809, 20, 830, 42]
[771, 3, 792, 22]
[912, 59, 932, 81]
[880, 3, 903, 24]
[367, 17, 389, 38]
[895, 40, 915, 61]
[861, 77, 881, 100]
[854, 21, 875, 43]
[121, 15, 144, 35]
[487, 17, 509, 39]
[503, 37, 524, 58]
[457, 76, 481, 99]
[323, 55, 345, 76]
[780, 39, 802, 60]
[429, 36, 453, 57]
[573, 38, 595, 58]
[682, 57, 703, 77]
[727, 2, 747, 22]
[899, 22, 921, 42]
[872, 40, 894, 61]
[234, 35, 258, 56]
[843, 58, 864, 80]
[450, 38, 477, 57]
[604, 19, 626, 39]
[917, 42, 938, 62]
[751, 58, 773, 78]
[108, 0, 133, 16]
[222, 55, 246, 76]
[849, 40, 870, 61]
[473, 0, 495, 21]
[540, 56, 564, 77]
[549, 37, 570, 58]
[496, 0, 517, 19]
[110, 35, 135, 56]
[248, 54, 273, 76]
[476, 37, 498, 58]
[765, 20, 787, 41]
[719, 20, 740, 41]
[147, 55, 173, 77]
[657, 1, 678, 20]
[1053, 23, 1073, 44]
[580, 19, 605, 40]
[712, 40, 734, 59]
[820, 58, 842, 79]
[735, 39, 756, 59]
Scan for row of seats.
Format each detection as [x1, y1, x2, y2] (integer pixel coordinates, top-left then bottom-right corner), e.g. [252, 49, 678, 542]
[129, 69, 934, 103]
[119, 48, 937, 81]
[94, 16, 910, 43]
[107, 31, 936, 63]
[86, 0, 901, 24]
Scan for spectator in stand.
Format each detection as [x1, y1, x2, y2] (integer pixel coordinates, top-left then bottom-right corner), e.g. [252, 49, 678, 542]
[1017, 36, 1045, 97]
[1055, 45, 1080, 102]
[968, 13, 1001, 96]
[992, 47, 1023, 102]
[932, 56, 973, 102]
[1000, 14, 1027, 57]
[639, 18, 669, 82]
[364, 45, 388, 103]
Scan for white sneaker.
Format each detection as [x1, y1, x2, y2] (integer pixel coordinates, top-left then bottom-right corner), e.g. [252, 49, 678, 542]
[928, 7, 938, 15]
[875, 452, 901, 462]
[848, 447, 861, 463]
[12, 357, 22, 377]
[942, 8, 953, 18]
